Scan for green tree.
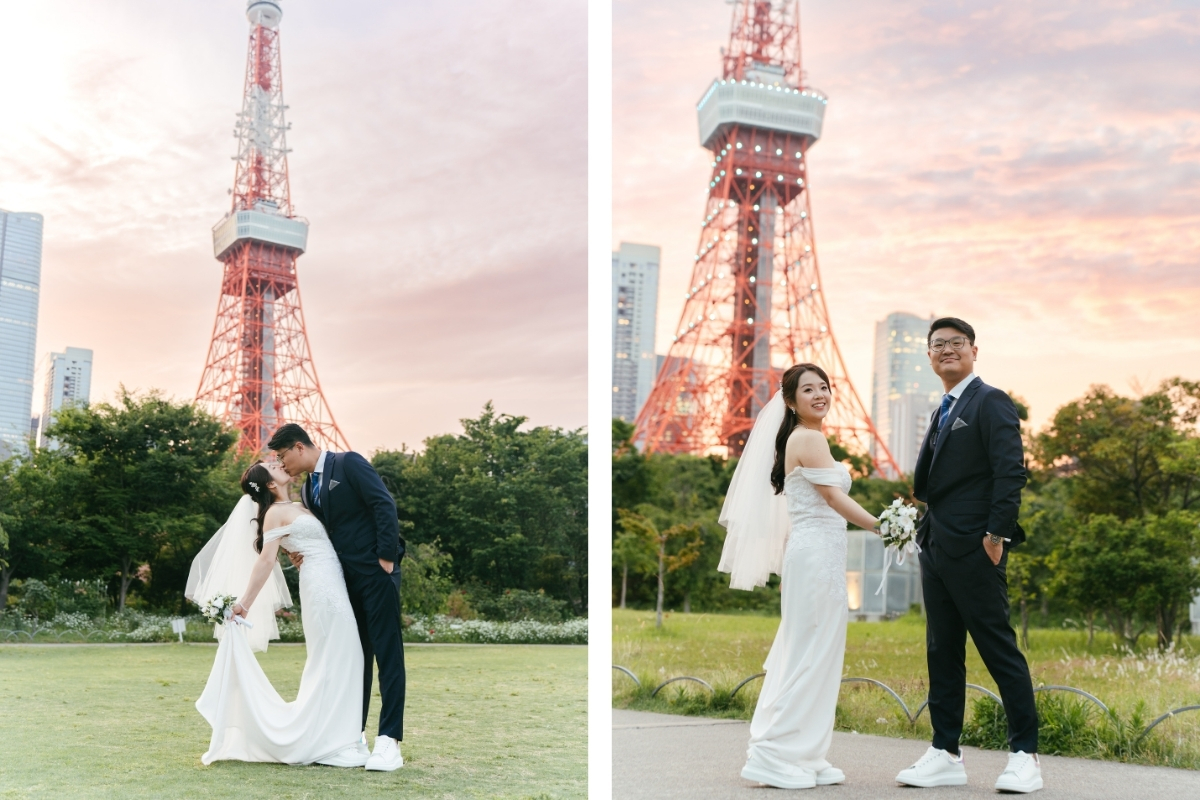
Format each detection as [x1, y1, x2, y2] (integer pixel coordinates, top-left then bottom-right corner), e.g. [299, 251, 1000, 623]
[373, 404, 587, 614]
[0, 449, 81, 609]
[1034, 380, 1200, 519]
[49, 390, 236, 611]
[1050, 512, 1200, 649]
[617, 508, 701, 628]
[612, 525, 654, 609]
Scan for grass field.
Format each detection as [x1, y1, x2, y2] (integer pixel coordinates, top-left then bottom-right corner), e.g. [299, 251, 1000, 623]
[612, 608, 1200, 768]
[0, 643, 585, 799]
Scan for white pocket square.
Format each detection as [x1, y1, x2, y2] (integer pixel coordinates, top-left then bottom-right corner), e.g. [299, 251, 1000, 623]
[328, 479, 341, 489]
[951, 418, 969, 430]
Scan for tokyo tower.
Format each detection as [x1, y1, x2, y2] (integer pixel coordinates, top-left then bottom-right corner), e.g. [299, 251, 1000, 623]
[196, 0, 349, 454]
[634, 0, 898, 476]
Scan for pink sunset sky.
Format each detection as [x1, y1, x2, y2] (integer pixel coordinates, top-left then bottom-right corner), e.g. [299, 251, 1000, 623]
[614, 0, 1200, 433]
[0, 0, 586, 453]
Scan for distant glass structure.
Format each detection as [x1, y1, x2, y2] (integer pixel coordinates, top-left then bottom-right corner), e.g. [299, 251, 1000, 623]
[0, 210, 43, 457]
[871, 312, 943, 477]
[38, 347, 93, 448]
[612, 243, 660, 422]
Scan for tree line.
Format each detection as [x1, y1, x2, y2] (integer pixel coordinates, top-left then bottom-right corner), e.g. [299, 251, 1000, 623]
[614, 378, 1200, 649]
[0, 392, 587, 620]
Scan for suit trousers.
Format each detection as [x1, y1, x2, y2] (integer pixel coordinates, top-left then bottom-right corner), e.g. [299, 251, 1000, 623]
[343, 565, 406, 740]
[919, 536, 1038, 754]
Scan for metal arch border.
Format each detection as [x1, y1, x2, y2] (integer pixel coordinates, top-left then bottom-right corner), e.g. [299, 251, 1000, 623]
[1134, 706, 1200, 748]
[612, 665, 641, 687]
[651, 676, 715, 697]
[729, 672, 765, 698]
[1033, 685, 1112, 718]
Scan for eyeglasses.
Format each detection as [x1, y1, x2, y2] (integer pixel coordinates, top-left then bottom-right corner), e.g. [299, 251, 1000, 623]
[929, 336, 971, 353]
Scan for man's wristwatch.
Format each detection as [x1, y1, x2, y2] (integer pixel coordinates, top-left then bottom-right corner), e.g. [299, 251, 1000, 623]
[987, 533, 1005, 545]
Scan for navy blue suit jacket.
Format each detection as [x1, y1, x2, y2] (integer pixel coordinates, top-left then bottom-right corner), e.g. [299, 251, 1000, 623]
[913, 377, 1027, 558]
[303, 451, 404, 575]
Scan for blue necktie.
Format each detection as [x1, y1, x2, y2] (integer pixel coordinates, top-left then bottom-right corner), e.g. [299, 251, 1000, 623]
[934, 394, 954, 444]
[310, 472, 321, 509]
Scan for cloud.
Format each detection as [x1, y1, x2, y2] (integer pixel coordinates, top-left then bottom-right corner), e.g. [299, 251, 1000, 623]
[0, 0, 586, 451]
[614, 0, 1200, 432]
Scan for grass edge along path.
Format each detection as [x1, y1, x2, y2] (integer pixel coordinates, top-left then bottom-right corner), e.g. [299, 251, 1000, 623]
[612, 608, 1200, 770]
[0, 642, 586, 800]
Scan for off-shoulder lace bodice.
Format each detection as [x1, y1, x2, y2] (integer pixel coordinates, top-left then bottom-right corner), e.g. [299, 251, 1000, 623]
[266, 514, 337, 565]
[263, 514, 354, 629]
[782, 464, 851, 598]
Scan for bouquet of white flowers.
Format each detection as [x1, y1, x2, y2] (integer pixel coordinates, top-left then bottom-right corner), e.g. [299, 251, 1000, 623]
[197, 593, 253, 628]
[875, 498, 920, 598]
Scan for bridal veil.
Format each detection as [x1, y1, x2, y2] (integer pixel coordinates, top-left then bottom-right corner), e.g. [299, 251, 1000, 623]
[186, 495, 293, 651]
[717, 390, 791, 590]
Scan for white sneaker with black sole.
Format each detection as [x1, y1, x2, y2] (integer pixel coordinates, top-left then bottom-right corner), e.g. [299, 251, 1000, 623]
[994, 751, 1042, 793]
[895, 746, 968, 787]
[365, 735, 404, 771]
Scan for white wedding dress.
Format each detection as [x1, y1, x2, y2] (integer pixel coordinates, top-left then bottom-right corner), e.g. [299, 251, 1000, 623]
[196, 514, 364, 765]
[743, 464, 850, 781]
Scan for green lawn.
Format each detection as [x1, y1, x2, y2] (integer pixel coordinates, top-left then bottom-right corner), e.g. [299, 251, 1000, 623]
[613, 608, 1200, 768]
[0, 643, 586, 799]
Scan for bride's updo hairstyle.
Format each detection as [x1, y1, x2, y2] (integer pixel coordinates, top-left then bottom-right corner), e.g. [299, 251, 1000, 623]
[770, 363, 832, 495]
[240, 462, 275, 554]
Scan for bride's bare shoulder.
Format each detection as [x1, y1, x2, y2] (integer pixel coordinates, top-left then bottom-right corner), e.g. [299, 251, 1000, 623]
[263, 502, 304, 528]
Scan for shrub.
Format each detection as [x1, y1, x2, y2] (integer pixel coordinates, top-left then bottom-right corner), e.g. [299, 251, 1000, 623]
[443, 590, 477, 620]
[401, 541, 454, 618]
[16, 579, 57, 620]
[475, 588, 570, 623]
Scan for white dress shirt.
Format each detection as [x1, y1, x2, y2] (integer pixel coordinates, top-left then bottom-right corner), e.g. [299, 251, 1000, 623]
[945, 372, 978, 415]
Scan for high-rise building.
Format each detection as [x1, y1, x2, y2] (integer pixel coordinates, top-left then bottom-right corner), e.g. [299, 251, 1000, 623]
[0, 209, 43, 458]
[872, 312, 943, 476]
[38, 347, 93, 447]
[612, 242, 660, 422]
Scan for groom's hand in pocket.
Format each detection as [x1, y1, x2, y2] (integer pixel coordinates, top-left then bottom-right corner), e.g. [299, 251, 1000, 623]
[379, 558, 394, 574]
[982, 535, 1003, 565]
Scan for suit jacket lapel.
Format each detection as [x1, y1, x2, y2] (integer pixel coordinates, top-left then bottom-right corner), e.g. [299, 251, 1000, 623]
[930, 377, 982, 470]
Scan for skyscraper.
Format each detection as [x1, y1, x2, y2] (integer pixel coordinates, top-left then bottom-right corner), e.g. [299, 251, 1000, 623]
[872, 312, 942, 476]
[0, 210, 43, 457]
[38, 347, 93, 448]
[612, 242, 660, 422]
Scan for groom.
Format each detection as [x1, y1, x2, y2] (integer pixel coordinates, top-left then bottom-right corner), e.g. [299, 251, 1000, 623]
[895, 318, 1042, 793]
[269, 423, 407, 772]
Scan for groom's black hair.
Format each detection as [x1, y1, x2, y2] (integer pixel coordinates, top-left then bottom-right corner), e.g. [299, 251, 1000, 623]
[267, 423, 314, 452]
[927, 317, 975, 347]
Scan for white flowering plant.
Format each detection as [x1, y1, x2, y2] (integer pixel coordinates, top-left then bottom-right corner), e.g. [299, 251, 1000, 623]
[875, 498, 921, 597]
[197, 594, 252, 628]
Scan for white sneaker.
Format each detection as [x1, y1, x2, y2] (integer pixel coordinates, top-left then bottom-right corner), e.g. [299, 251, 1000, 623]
[316, 743, 369, 768]
[815, 766, 845, 785]
[895, 746, 968, 787]
[741, 761, 816, 789]
[365, 735, 404, 772]
[356, 732, 370, 760]
[995, 751, 1042, 793]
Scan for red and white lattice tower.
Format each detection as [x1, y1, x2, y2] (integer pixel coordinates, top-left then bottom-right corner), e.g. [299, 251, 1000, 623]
[196, 0, 349, 454]
[634, 0, 898, 474]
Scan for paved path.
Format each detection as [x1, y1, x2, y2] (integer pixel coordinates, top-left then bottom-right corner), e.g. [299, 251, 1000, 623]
[613, 709, 1200, 799]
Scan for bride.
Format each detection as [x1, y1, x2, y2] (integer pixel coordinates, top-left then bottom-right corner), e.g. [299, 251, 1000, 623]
[718, 363, 883, 790]
[186, 461, 367, 767]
